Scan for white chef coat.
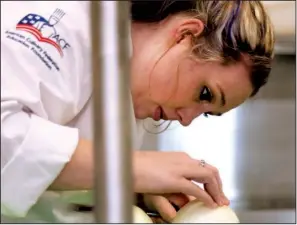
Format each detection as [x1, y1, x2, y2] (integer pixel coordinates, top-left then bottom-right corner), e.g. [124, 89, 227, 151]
[1, 1, 145, 222]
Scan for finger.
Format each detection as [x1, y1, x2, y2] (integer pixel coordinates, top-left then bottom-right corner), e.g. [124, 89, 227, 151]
[186, 195, 196, 201]
[150, 217, 166, 224]
[178, 179, 217, 208]
[207, 165, 223, 191]
[182, 160, 217, 185]
[207, 164, 230, 205]
[203, 179, 223, 206]
[195, 165, 222, 206]
[150, 217, 158, 223]
[152, 196, 177, 222]
[183, 162, 221, 206]
[166, 193, 190, 209]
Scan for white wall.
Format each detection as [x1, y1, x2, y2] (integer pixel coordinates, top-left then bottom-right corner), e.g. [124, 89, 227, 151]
[262, 1, 295, 54]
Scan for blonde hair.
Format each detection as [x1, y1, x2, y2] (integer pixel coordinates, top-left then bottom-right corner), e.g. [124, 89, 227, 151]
[132, 0, 275, 96]
[189, 1, 273, 58]
[186, 0, 275, 96]
[132, 0, 275, 132]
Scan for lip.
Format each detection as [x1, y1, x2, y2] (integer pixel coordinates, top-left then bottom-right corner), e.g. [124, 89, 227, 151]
[154, 106, 172, 121]
[153, 106, 162, 121]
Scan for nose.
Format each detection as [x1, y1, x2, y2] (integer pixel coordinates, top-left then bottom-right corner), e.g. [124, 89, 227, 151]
[177, 108, 203, 127]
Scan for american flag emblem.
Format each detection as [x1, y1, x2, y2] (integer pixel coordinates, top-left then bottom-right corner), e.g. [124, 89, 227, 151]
[16, 9, 66, 56]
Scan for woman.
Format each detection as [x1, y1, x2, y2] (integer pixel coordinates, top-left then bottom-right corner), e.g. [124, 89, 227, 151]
[1, 0, 274, 223]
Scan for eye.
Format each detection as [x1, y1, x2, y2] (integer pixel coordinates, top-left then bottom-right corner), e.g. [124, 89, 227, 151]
[203, 112, 210, 118]
[199, 86, 213, 102]
[203, 112, 223, 118]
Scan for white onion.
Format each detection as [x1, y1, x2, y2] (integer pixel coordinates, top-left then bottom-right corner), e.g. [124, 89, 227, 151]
[56, 191, 153, 223]
[172, 200, 239, 223]
[53, 203, 153, 223]
[133, 206, 153, 223]
[56, 191, 239, 223]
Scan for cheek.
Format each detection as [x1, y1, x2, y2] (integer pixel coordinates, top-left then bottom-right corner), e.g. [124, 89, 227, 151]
[169, 64, 201, 107]
[170, 80, 197, 106]
[151, 60, 201, 108]
[149, 58, 181, 104]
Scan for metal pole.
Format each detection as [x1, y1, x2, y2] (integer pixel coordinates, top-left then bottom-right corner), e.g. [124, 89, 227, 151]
[91, 1, 133, 223]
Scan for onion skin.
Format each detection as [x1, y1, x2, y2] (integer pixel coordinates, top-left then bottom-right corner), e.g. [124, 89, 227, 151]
[172, 200, 240, 224]
[133, 206, 153, 223]
[56, 191, 239, 223]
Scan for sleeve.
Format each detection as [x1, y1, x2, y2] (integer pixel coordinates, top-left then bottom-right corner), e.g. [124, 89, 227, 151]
[1, 101, 79, 217]
[0, 1, 85, 217]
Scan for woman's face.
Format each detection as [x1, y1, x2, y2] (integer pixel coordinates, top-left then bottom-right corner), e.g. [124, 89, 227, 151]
[131, 17, 253, 126]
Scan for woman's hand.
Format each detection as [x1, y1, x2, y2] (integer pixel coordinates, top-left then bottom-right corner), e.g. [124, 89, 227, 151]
[143, 194, 195, 222]
[133, 151, 229, 209]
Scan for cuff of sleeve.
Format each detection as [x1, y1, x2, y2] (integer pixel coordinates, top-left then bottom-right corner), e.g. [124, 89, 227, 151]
[1, 115, 79, 217]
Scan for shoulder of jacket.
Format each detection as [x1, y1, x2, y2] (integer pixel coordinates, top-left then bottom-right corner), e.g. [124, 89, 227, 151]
[1, 1, 90, 31]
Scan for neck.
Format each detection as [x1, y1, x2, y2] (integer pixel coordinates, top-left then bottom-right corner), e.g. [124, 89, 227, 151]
[130, 22, 158, 112]
[129, 21, 171, 119]
[131, 22, 158, 56]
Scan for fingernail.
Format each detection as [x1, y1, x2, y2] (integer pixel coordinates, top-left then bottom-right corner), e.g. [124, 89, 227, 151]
[224, 198, 230, 205]
[221, 195, 229, 205]
[224, 196, 230, 205]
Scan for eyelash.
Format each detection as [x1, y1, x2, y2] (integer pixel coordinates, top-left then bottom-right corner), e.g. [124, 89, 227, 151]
[198, 86, 213, 118]
[204, 112, 210, 118]
[199, 86, 213, 103]
[204, 112, 222, 118]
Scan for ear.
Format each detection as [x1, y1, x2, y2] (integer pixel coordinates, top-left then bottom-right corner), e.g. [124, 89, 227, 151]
[175, 19, 204, 44]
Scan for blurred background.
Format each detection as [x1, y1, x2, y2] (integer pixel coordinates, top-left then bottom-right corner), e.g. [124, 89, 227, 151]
[141, 1, 296, 223]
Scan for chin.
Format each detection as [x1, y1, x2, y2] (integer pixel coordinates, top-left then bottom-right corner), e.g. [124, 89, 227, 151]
[133, 110, 146, 120]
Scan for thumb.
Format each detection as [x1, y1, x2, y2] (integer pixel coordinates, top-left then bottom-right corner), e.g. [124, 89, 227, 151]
[187, 195, 196, 201]
[153, 196, 177, 222]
